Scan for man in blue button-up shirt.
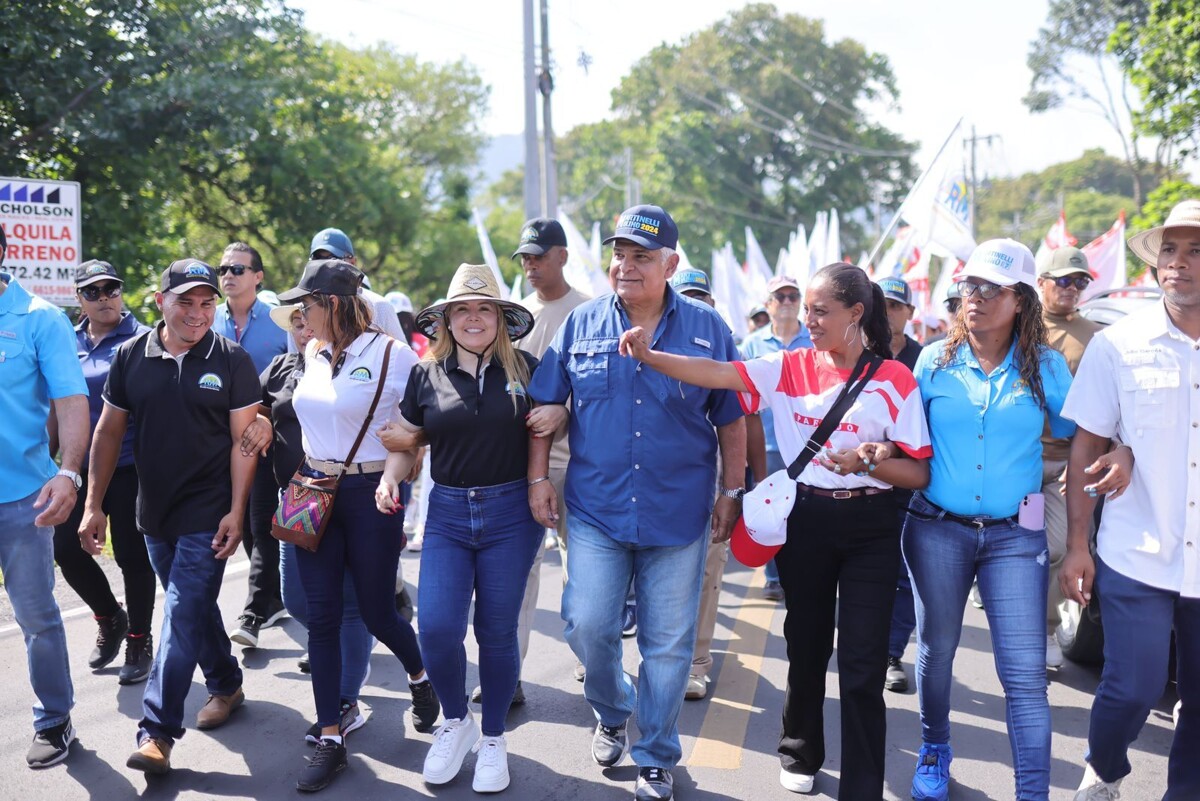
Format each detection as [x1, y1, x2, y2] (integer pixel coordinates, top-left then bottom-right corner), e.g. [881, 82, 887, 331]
[0, 231, 91, 767]
[528, 205, 745, 801]
[212, 242, 289, 648]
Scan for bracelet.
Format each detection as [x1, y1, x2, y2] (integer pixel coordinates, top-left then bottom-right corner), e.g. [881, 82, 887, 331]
[528, 476, 551, 488]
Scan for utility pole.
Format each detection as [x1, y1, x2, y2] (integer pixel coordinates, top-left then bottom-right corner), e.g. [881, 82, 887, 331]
[539, 0, 557, 217]
[964, 125, 999, 238]
[522, 0, 542, 219]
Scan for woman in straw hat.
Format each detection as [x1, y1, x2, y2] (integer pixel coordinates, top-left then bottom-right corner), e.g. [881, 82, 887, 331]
[376, 263, 542, 794]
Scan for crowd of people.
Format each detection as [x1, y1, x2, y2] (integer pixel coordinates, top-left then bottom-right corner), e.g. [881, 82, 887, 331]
[0, 197, 1195, 801]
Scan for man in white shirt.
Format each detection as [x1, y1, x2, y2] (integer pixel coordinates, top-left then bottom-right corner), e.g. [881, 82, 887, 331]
[1060, 199, 1200, 801]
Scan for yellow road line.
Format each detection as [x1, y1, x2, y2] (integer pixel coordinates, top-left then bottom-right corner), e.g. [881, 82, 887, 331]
[686, 569, 778, 770]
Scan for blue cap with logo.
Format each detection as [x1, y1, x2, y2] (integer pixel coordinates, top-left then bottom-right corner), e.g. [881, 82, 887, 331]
[877, 276, 913, 306]
[670, 268, 712, 297]
[310, 228, 354, 260]
[160, 259, 221, 296]
[75, 259, 122, 288]
[512, 218, 567, 259]
[603, 204, 679, 251]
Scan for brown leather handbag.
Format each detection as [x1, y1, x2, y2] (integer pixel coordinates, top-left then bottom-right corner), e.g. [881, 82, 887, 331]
[271, 340, 393, 552]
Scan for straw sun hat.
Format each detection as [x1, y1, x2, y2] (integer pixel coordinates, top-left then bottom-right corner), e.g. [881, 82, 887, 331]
[415, 263, 534, 341]
[1128, 199, 1200, 265]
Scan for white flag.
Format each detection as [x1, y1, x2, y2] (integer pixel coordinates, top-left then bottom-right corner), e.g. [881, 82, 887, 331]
[808, 212, 828, 279]
[744, 227, 772, 303]
[557, 209, 609, 297]
[510, 273, 523, 301]
[901, 156, 976, 262]
[710, 245, 750, 341]
[1080, 212, 1127, 301]
[783, 224, 808, 280]
[471, 208, 508, 299]
[1034, 211, 1078, 273]
[825, 209, 841, 265]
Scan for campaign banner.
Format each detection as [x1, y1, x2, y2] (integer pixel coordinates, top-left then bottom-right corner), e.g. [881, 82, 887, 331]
[0, 177, 83, 307]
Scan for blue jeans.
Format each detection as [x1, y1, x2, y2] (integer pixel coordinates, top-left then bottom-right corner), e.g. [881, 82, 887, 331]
[295, 474, 423, 728]
[903, 493, 1050, 801]
[280, 540, 372, 704]
[141, 530, 241, 744]
[888, 493, 917, 659]
[1087, 558, 1199, 798]
[0, 491, 73, 731]
[563, 516, 708, 769]
[419, 478, 541, 737]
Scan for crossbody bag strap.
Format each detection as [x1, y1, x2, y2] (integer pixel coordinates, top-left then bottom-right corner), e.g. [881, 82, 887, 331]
[339, 338, 394, 476]
[786, 350, 884, 481]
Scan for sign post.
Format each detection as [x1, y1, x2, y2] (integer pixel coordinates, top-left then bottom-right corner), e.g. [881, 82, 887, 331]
[0, 177, 83, 306]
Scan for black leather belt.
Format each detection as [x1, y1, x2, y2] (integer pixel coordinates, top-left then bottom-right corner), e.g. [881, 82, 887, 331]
[909, 500, 1017, 529]
[797, 484, 893, 500]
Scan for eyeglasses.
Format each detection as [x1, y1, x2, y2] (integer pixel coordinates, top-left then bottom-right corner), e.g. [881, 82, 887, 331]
[217, 265, 250, 277]
[79, 283, 122, 301]
[771, 291, 801, 303]
[955, 281, 1011, 300]
[298, 301, 320, 317]
[1050, 275, 1091, 290]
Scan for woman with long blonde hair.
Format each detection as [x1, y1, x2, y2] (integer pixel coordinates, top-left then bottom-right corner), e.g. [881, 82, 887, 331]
[378, 263, 541, 794]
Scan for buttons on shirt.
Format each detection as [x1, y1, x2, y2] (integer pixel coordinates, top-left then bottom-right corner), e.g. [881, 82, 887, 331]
[636, 399, 642, 405]
[631, 496, 637, 502]
[635, 431, 642, 437]
[634, 464, 640, 470]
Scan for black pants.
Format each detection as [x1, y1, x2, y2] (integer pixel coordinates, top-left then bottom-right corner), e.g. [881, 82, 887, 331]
[776, 490, 901, 801]
[241, 457, 283, 618]
[53, 465, 156, 635]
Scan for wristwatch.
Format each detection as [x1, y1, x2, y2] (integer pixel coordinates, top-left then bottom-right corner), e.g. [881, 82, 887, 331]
[57, 469, 83, 491]
[720, 487, 745, 500]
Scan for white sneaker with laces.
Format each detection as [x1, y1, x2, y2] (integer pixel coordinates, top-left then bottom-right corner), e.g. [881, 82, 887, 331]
[1046, 632, 1064, 668]
[472, 735, 510, 793]
[779, 767, 815, 793]
[423, 714, 480, 785]
[1073, 762, 1122, 800]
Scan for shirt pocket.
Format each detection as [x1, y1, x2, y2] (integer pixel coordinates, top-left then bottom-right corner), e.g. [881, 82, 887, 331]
[0, 338, 32, 381]
[655, 343, 710, 405]
[1118, 364, 1180, 429]
[568, 337, 619, 401]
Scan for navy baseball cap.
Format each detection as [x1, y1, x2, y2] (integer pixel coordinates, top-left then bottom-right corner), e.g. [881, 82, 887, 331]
[277, 259, 363, 302]
[160, 259, 221, 296]
[603, 204, 679, 251]
[512, 218, 567, 259]
[878, 276, 913, 306]
[75, 259, 122, 288]
[310, 228, 354, 260]
[670, 268, 712, 296]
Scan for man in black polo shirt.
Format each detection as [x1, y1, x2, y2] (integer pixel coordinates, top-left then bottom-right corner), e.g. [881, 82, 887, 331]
[81, 259, 262, 775]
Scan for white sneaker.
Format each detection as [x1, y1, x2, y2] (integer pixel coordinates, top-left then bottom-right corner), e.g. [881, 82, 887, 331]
[1073, 762, 1122, 800]
[685, 674, 708, 700]
[1046, 633, 1064, 668]
[407, 530, 424, 552]
[423, 714, 480, 785]
[779, 767, 815, 793]
[471, 735, 510, 793]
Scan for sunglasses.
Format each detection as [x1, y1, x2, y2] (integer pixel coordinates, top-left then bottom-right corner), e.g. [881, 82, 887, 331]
[771, 291, 801, 303]
[79, 283, 122, 301]
[217, 264, 251, 277]
[298, 301, 320, 317]
[956, 280, 1011, 300]
[1050, 275, 1091, 290]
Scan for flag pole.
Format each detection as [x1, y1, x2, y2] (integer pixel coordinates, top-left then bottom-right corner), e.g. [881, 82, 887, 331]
[867, 117, 964, 269]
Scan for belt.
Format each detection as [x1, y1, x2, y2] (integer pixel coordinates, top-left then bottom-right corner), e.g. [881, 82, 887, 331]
[797, 483, 893, 500]
[912, 499, 1016, 529]
[305, 457, 387, 476]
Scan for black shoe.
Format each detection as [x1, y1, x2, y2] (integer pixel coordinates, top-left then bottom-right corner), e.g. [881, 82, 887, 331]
[306, 701, 366, 744]
[469, 680, 526, 708]
[260, 600, 288, 629]
[88, 606, 129, 670]
[298, 652, 311, 673]
[118, 634, 154, 685]
[621, 603, 637, 638]
[884, 656, 908, 693]
[762, 580, 785, 602]
[409, 679, 440, 733]
[229, 613, 260, 648]
[26, 718, 75, 768]
[296, 738, 347, 792]
[395, 587, 414, 623]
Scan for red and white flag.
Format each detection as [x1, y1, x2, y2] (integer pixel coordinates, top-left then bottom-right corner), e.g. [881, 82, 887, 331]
[1080, 211, 1127, 301]
[1034, 211, 1078, 272]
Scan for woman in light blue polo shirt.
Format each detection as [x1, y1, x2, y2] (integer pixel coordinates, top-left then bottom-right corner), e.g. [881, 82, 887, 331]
[904, 240, 1073, 801]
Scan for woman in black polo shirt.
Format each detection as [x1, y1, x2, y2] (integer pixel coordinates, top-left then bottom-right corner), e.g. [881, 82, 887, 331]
[377, 263, 540, 794]
[277, 259, 438, 793]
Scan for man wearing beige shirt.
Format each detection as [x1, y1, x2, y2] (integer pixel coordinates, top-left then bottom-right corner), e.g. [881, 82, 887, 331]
[1038, 246, 1101, 668]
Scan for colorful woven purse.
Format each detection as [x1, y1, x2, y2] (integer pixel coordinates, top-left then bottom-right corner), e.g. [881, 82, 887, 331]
[272, 339, 393, 552]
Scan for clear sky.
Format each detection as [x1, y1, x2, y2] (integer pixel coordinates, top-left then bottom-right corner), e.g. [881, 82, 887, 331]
[288, 0, 1145, 181]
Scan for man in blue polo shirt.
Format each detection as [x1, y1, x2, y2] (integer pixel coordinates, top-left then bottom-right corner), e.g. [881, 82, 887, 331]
[528, 204, 746, 801]
[0, 225, 91, 768]
[739, 274, 812, 601]
[212, 241, 289, 649]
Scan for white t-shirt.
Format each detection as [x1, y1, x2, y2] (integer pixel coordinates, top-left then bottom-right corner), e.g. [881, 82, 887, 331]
[292, 332, 418, 464]
[1061, 302, 1200, 598]
[734, 348, 931, 489]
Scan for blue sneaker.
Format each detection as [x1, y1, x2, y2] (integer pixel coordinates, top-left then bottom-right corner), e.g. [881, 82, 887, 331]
[911, 743, 952, 801]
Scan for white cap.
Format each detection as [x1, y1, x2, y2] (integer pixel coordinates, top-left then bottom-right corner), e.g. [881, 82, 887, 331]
[958, 238, 1037, 288]
[385, 291, 414, 314]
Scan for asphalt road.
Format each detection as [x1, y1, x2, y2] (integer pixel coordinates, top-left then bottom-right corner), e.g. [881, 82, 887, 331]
[0, 546, 1177, 800]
